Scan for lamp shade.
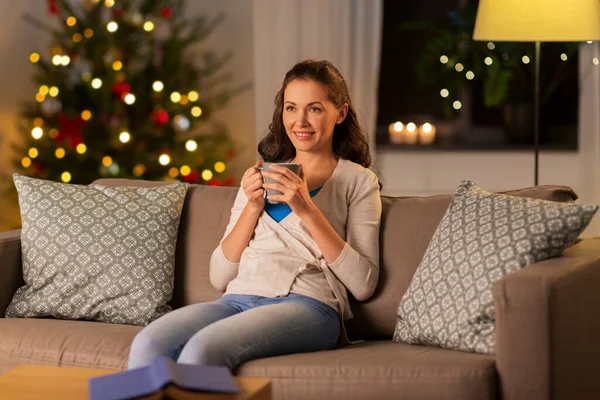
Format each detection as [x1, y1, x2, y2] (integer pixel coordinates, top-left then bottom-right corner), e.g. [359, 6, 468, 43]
[473, 0, 600, 42]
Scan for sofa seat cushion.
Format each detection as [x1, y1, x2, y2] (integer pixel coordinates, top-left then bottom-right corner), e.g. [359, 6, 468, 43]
[237, 340, 497, 400]
[0, 318, 141, 372]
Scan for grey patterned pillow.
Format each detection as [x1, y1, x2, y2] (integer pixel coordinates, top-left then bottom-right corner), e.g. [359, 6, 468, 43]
[393, 180, 598, 354]
[5, 174, 188, 326]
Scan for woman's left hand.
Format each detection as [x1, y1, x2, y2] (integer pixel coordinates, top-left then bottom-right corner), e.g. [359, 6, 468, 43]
[262, 166, 316, 218]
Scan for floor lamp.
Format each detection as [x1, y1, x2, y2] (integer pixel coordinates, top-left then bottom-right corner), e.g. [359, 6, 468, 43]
[473, 0, 600, 186]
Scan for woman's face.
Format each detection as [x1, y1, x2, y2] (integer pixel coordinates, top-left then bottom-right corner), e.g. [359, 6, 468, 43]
[282, 79, 346, 156]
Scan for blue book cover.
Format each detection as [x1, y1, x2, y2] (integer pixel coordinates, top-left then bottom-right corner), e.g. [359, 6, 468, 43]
[89, 357, 239, 400]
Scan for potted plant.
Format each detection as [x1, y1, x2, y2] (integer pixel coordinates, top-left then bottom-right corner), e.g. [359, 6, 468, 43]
[401, 4, 579, 143]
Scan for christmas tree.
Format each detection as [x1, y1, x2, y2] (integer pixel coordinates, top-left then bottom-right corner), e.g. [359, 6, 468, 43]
[10, 0, 241, 188]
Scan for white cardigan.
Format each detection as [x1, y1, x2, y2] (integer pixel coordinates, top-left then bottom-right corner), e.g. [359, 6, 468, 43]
[209, 159, 382, 341]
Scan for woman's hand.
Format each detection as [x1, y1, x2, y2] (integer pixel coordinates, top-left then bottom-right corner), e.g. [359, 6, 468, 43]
[241, 161, 265, 212]
[262, 166, 316, 219]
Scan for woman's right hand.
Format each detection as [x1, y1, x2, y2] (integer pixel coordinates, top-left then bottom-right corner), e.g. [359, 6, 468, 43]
[241, 160, 265, 212]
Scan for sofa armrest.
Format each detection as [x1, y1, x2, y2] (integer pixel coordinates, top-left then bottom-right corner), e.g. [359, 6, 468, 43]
[494, 238, 600, 400]
[0, 230, 22, 317]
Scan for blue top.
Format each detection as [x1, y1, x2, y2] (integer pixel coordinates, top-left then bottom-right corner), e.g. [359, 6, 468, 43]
[264, 187, 322, 222]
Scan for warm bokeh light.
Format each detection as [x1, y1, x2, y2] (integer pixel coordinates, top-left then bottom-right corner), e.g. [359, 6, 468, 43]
[466, 71, 475, 80]
[168, 167, 179, 178]
[22, 157, 31, 168]
[185, 140, 198, 151]
[214, 162, 226, 173]
[440, 89, 449, 98]
[440, 55, 449, 64]
[112, 61, 122, 71]
[39, 85, 49, 95]
[52, 55, 62, 66]
[28, 148, 39, 158]
[143, 21, 154, 32]
[55, 148, 66, 159]
[91, 78, 102, 89]
[170, 92, 181, 103]
[133, 164, 146, 176]
[201, 169, 213, 181]
[453, 100, 462, 110]
[30, 52, 40, 63]
[522, 55, 531, 64]
[84, 28, 94, 38]
[31, 127, 43, 139]
[49, 128, 59, 139]
[560, 53, 568, 61]
[107, 21, 118, 32]
[102, 156, 113, 166]
[76, 144, 87, 154]
[191, 106, 202, 117]
[180, 165, 191, 176]
[179, 95, 189, 105]
[66, 16, 77, 26]
[153, 81, 164, 92]
[188, 91, 199, 101]
[159, 154, 171, 166]
[33, 117, 44, 127]
[455, 63, 464, 72]
[61, 172, 71, 183]
[73, 33, 82, 43]
[81, 110, 92, 121]
[119, 131, 131, 143]
[35, 93, 45, 103]
[484, 57, 493, 65]
[124, 93, 136, 104]
[487, 42, 495, 50]
[49, 87, 59, 97]
[105, 0, 115, 7]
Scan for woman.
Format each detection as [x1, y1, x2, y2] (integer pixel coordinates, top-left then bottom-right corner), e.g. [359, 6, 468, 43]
[128, 60, 382, 370]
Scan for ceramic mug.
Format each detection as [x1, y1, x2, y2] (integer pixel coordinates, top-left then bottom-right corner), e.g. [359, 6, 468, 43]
[260, 162, 302, 204]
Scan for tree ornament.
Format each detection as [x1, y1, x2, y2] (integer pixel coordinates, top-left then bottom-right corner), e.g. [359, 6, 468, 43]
[112, 82, 131, 97]
[181, 170, 198, 183]
[172, 115, 190, 131]
[160, 7, 173, 19]
[150, 110, 169, 127]
[47, 0, 58, 15]
[40, 98, 62, 117]
[57, 113, 86, 151]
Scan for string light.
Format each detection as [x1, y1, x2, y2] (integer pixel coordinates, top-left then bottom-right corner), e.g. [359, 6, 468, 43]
[81, 110, 92, 121]
[30, 52, 40, 63]
[593, 58, 599, 66]
[84, 28, 94, 38]
[105, 0, 115, 7]
[453, 101, 462, 110]
[31, 127, 43, 139]
[76, 144, 87, 154]
[191, 106, 202, 117]
[49, 87, 59, 97]
[72, 33, 82, 43]
[484, 57, 493, 66]
[188, 91, 199, 101]
[180, 165, 191, 176]
[440, 89, 449, 98]
[35, 94, 45, 103]
[406, 123, 417, 133]
[52, 55, 62, 66]
[466, 71, 475, 80]
[143, 21, 154, 32]
[152, 81, 164, 92]
[168, 167, 179, 178]
[66, 16, 77, 26]
[560, 53, 568, 61]
[179, 95, 189, 105]
[214, 162, 226, 173]
[112, 61, 122, 71]
[440, 55, 449, 64]
[28, 148, 39, 158]
[91, 78, 102, 89]
[124, 93, 136, 104]
[159, 154, 171, 166]
[33, 118, 44, 126]
[49, 129, 59, 139]
[82, 72, 91, 82]
[185, 140, 198, 151]
[39, 86, 49, 95]
[170, 92, 181, 103]
[119, 131, 131, 143]
[522, 56, 531, 64]
[454, 63, 464, 72]
[107, 22, 118, 32]
[61, 172, 71, 183]
[22, 157, 32, 168]
[201, 170, 213, 181]
[487, 42, 495, 50]
[55, 148, 66, 159]
[102, 156, 113, 166]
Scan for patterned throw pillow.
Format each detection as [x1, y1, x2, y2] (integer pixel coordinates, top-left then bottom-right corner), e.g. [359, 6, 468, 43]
[5, 174, 188, 326]
[393, 180, 597, 354]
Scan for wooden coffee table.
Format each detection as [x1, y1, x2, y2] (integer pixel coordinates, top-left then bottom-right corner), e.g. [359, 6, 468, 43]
[0, 364, 271, 400]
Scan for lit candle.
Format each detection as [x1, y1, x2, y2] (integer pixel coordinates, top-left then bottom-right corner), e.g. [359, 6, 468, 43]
[388, 121, 404, 144]
[419, 122, 436, 145]
[405, 122, 418, 145]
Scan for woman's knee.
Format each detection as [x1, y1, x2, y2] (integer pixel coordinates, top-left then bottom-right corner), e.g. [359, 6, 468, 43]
[177, 329, 237, 368]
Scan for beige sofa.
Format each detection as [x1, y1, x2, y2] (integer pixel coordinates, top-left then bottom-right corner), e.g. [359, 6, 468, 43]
[2, 179, 600, 400]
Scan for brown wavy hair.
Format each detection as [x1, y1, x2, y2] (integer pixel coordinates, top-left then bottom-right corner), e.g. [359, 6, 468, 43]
[258, 60, 372, 168]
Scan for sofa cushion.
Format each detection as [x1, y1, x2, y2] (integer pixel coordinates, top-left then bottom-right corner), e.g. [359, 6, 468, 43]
[393, 180, 597, 354]
[92, 178, 238, 308]
[5, 175, 188, 325]
[237, 340, 497, 400]
[0, 318, 141, 372]
[345, 184, 579, 341]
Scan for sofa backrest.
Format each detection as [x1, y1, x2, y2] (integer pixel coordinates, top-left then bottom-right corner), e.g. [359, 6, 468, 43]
[93, 179, 577, 340]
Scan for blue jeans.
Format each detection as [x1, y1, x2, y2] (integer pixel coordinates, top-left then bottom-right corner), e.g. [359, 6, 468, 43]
[127, 293, 340, 370]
